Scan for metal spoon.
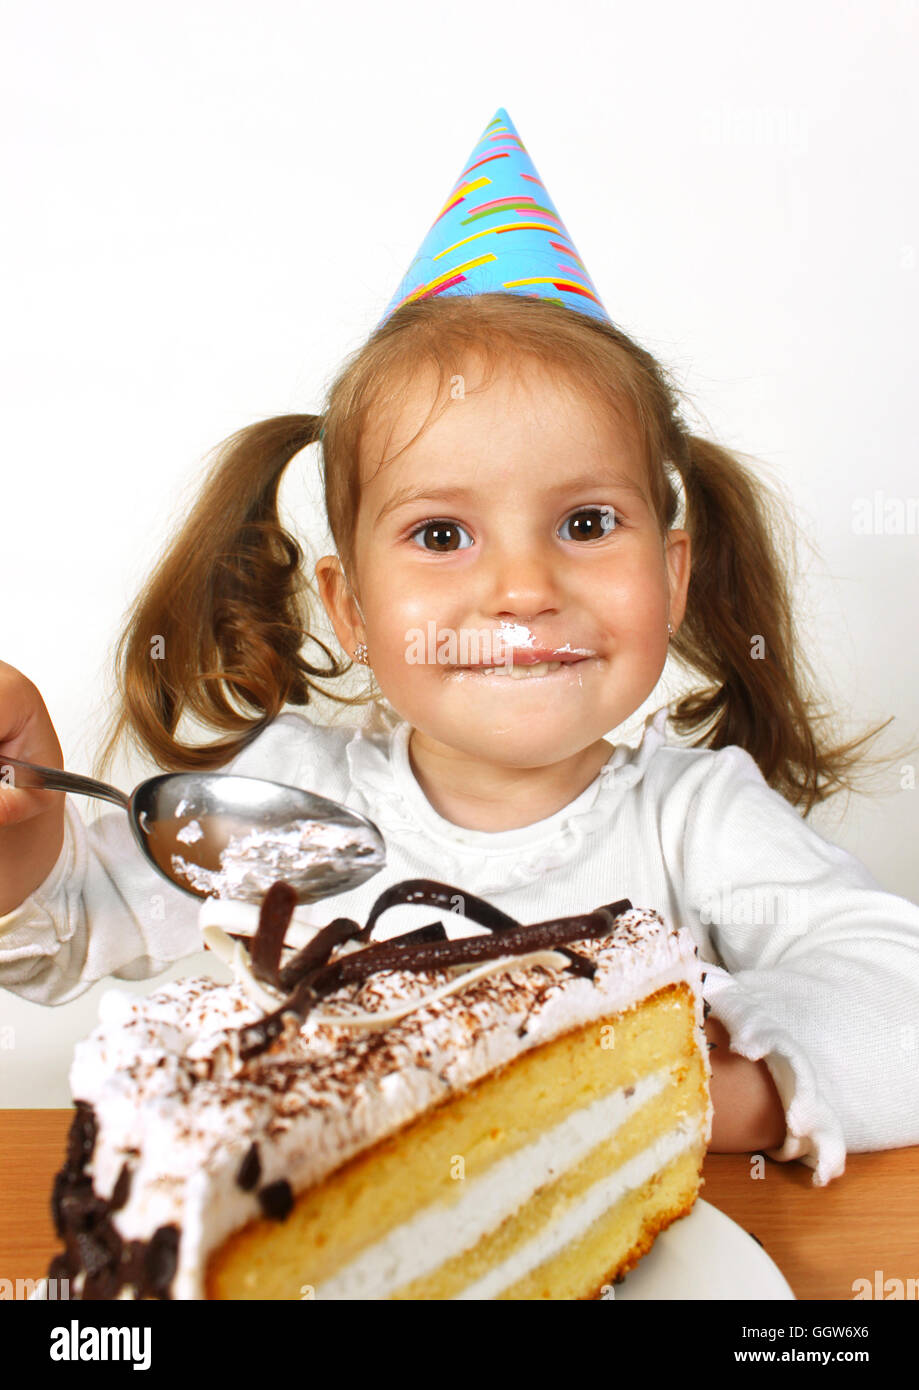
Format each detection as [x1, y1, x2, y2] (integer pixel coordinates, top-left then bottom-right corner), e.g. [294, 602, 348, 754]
[0, 754, 385, 905]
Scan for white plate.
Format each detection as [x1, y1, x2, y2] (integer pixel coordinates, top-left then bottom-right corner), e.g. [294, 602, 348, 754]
[611, 1199, 795, 1300]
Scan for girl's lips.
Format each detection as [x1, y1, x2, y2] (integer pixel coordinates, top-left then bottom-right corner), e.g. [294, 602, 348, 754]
[462, 649, 596, 667]
[503, 650, 592, 665]
[448, 654, 596, 681]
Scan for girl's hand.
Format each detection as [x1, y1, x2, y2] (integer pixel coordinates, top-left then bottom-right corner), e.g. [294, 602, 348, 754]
[704, 1014, 787, 1153]
[0, 660, 66, 914]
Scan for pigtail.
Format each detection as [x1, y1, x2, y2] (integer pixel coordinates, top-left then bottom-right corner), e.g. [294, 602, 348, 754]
[94, 414, 360, 779]
[669, 434, 891, 812]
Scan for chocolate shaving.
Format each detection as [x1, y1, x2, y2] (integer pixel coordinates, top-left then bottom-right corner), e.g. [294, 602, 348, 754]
[390, 921, 449, 946]
[47, 1251, 74, 1286]
[47, 1106, 182, 1300]
[110, 1163, 132, 1212]
[275, 879, 595, 992]
[311, 905, 629, 990]
[238, 1010, 289, 1061]
[236, 894, 633, 1059]
[250, 880, 298, 986]
[144, 1225, 180, 1297]
[355, 878, 595, 980]
[556, 949, 596, 979]
[277, 916, 363, 992]
[359, 878, 519, 940]
[65, 1100, 97, 1175]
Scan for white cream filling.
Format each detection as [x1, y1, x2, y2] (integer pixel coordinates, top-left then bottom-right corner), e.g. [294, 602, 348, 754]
[454, 1115, 704, 1299]
[313, 1066, 677, 1300]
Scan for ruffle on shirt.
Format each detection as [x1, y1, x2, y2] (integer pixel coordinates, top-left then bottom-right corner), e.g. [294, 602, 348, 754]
[702, 963, 847, 1186]
[344, 703, 671, 894]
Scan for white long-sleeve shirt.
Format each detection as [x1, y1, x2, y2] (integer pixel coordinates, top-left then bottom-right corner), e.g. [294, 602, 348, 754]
[2, 701, 918, 1186]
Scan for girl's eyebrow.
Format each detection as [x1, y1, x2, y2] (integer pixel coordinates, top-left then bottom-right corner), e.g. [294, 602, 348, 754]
[374, 472, 646, 524]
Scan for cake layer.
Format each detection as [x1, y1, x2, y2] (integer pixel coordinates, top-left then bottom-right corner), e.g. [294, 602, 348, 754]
[208, 984, 708, 1299]
[501, 1144, 706, 1300]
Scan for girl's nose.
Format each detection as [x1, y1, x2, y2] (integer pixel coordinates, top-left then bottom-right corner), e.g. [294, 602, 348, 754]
[480, 538, 563, 620]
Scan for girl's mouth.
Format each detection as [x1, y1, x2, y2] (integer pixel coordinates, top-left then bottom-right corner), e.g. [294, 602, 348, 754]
[450, 653, 595, 681]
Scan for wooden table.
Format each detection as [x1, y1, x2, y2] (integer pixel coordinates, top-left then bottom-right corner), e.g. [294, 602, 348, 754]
[2, 1109, 917, 1300]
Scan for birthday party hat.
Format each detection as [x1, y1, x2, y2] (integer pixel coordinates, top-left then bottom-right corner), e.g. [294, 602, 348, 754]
[377, 107, 612, 328]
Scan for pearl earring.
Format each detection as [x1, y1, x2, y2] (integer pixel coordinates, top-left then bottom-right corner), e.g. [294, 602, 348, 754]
[353, 642, 369, 665]
[667, 623, 674, 640]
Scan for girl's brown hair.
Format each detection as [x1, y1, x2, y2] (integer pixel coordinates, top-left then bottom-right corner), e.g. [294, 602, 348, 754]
[95, 292, 890, 812]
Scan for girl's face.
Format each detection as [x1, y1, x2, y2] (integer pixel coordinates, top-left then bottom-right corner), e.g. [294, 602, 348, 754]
[318, 357, 690, 770]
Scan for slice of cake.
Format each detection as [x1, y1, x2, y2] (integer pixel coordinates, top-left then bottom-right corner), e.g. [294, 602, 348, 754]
[48, 879, 712, 1300]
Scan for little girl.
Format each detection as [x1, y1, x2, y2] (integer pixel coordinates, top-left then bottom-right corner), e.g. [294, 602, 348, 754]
[2, 112, 919, 1189]
[2, 288, 918, 1189]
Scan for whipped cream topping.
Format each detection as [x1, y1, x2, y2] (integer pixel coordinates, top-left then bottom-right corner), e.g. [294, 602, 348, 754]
[68, 905, 711, 1299]
[202, 914, 574, 1026]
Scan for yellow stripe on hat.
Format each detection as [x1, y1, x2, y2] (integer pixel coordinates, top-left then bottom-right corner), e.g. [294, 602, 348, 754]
[433, 221, 568, 261]
[392, 253, 499, 311]
[436, 176, 492, 221]
[503, 275, 604, 304]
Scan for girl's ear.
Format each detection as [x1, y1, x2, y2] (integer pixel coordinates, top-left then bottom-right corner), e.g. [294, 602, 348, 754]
[665, 528, 691, 631]
[315, 556, 366, 660]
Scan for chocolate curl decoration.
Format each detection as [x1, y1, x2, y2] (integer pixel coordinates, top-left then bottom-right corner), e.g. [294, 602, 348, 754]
[357, 878, 594, 978]
[278, 919, 449, 992]
[358, 879, 519, 940]
[277, 917, 362, 993]
[249, 881, 298, 986]
[307, 905, 631, 992]
[235, 890, 633, 1061]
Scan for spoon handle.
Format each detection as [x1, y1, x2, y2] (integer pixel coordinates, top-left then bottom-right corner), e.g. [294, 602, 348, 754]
[0, 754, 130, 810]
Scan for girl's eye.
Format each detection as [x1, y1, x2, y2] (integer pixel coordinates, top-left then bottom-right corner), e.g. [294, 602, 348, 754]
[558, 506, 618, 542]
[410, 520, 473, 552]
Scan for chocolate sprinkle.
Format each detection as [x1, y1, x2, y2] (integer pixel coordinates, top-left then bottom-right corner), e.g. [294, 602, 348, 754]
[259, 1179, 294, 1221]
[144, 1226, 180, 1297]
[110, 1163, 132, 1211]
[65, 1100, 97, 1174]
[237, 1142, 262, 1191]
[47, 1102, 183, 1300]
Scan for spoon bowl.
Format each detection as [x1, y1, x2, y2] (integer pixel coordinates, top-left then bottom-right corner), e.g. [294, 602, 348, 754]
[1, 755, 385, 905]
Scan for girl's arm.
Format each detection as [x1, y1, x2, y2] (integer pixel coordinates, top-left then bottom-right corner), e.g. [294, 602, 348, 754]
[704, 1014, 787, 1152]
[676, 738, 919, 1184]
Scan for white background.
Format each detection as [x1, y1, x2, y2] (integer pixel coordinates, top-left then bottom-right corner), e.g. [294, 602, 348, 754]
[1, 0, 917, 1102]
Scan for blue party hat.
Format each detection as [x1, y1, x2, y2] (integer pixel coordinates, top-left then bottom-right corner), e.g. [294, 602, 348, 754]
[376, 107, 612, 328]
